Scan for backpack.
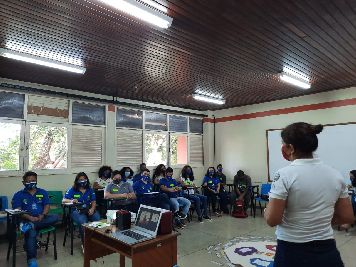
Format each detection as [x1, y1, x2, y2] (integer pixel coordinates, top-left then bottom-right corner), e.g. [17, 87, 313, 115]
[232, 199, 248, 218]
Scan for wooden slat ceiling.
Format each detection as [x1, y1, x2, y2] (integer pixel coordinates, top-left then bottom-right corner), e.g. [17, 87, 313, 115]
[1, 0, 356, 111]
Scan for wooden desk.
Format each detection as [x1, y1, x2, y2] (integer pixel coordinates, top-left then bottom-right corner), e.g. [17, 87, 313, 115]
[83, 225, 179, 267]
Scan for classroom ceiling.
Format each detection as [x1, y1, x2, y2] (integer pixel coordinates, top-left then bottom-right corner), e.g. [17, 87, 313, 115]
[1, 0, 356, 111]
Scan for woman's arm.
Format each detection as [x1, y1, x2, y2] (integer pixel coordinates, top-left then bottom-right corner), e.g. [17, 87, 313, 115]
[264, 198, 287, 227]
[332, 198, 354, 225]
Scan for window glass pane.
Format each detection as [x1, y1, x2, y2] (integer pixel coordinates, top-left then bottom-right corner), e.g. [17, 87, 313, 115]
[169, 115, 187, 132]
[145, 132, 167, 166]
[0, 122, 21, 171]
[189, 118, 203, 134]
[117, 108, 143, 129]
[72, 102, 105, 125]
[145, 112, 167, 131]
[0, 91, 25, 119]
[29, 125, 67, 169]
[170, 135, 188, 165]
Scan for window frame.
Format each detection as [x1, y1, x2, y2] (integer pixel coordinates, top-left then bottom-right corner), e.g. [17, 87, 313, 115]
[25, 120, 71, 175]
[143, 130, 169, 168]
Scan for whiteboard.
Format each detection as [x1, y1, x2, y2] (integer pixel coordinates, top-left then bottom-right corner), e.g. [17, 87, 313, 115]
[267, 124, 356, 183]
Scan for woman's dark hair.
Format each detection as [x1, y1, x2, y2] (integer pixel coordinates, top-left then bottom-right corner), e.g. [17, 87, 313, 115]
[217, 164, 222, 169]
[98, 165, 112, 178]
[350, 170, 356, 178]
[153, 164, 166, 178]
[281, 122, 323, 155]
[23, 171, 37, 181]
[73, 172, 90, 191]
[205, 166, 216, 177]
[112, 170, 121, 178]
[120, 167, 134, 178]
[181, 165, 194, 181]
[166, 167, 173, 173]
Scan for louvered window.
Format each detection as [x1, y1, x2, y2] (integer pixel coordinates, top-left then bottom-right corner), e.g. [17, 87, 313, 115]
[117, 129, 142, 169]
[189, 135, 203, 166]
[71, 126, 104, 168]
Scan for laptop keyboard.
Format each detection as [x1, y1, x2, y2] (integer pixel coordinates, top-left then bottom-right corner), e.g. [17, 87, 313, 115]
[122, 230, 146, 240]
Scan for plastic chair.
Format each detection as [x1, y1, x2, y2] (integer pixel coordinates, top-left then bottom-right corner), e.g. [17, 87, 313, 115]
[48, 191, 64, 221]
[254, 183, 271, 215]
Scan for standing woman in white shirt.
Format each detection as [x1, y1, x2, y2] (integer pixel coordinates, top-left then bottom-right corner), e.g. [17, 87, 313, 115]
[265, 122, 354, 267]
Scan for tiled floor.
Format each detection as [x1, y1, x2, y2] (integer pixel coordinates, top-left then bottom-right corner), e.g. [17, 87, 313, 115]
[0, 214, 355, 267]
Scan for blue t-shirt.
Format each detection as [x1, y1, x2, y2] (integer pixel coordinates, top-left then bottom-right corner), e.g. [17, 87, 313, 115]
[64, 187, 96, 206]
[12, 188, 50, 216]
[133, 180, 153, 195]
[203, 176, 220, 191]
[159, 177, 180, 198]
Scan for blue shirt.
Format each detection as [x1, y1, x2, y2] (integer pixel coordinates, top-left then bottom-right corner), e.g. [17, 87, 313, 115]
[12, 188, 50, 216]
[64, 187, 96, 206]
[203, 176, 220, 191]
[133, 174, 152, 184]
[133, 180, 153, 195]
[159, 177, 180, 198]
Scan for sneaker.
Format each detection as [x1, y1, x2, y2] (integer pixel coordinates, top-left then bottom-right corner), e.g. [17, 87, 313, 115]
[178, 212, 187, 219]
[20, 222, 32, 234]
[176, 221, 185, 229]
[203, 215, 212, 221]
[198, 216, 203, 223]
[28, 258, 38, 267]
[214, 211, 222, 217]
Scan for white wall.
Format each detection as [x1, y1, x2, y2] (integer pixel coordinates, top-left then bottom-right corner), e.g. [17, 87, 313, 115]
[207, 87, 356, 184]
[0, 78, 206, 203]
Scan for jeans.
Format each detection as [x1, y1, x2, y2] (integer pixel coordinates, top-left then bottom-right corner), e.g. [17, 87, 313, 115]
[24, 214, 59, 260]
[185, 194, 208, 217]
[274, 239, 344, 267]
[71, 210, 100, 242]
[169, 197, 191, 215]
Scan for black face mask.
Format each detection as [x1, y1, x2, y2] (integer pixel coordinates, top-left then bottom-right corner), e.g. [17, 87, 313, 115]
[103, 170, 111, 179]
[76, 180, 87, 188]
[113, 179, 120, 185]
[351, 178, 356, 187]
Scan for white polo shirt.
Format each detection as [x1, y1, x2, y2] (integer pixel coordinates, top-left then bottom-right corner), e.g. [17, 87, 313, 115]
[270, 158, 348, 243]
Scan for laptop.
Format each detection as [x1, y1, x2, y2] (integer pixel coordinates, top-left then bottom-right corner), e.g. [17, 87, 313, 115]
[111, 205, 164, 245]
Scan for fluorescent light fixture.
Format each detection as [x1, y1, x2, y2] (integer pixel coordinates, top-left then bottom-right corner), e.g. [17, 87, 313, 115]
[141, 0, 168, 13]
[283, 66, 309, 82]
[98, 0, 173, 29]
[280, 73, 311, 89]
[0, 48, 86, 74]
[193, 93, 226, 105]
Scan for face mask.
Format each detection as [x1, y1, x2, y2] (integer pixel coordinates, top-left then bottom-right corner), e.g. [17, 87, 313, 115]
[281, 144, 291, 161]
[77, 180, 87, 188]
[124, 171, 130, 178]
[24, 182, 37, 190]
[209, 171, 214, 176]
[113, 179, 120, 185]
[218, 168, 223, 172]
[103, 170, 111, 179]
[142, 176, 150, 182]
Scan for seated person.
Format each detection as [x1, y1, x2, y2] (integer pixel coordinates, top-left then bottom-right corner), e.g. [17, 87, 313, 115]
[160, 167, 191, 220]
[202, 167, 229, 215]
[93, 165, 113, 190]
[104, 170, 137, 212]
[180, 165, 210, 222]
[133, 168, 171, 211]
[216, 164, 227, 190]
[152, 164, 166, 185]
[230, 170, 252, 211]
[62, 172, 100, 249]
[12, 171, 59, 267]
[350, 170, 356, 215]
[133, 163, 150, 183]
[120, 166, 134, 186]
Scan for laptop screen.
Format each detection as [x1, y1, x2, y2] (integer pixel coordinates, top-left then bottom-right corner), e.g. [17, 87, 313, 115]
[135, 205, 162, 233]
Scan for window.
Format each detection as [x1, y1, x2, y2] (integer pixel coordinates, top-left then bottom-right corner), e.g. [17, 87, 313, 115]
[28, 124, 68, 170]
[72, 102, 106, 125]
[117, 108, 143, 129]
[145, 112, 167, 131]
[189, 134, 204, 166]
[170, 134, 188, 166]
[169, 115, 188, 133]
[189, 117, 203, 134]
[144, 132, 167, 166]
[0, 91, 25, 119]
[117, 129, 143, 168]
[0, 122, 22, 171]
